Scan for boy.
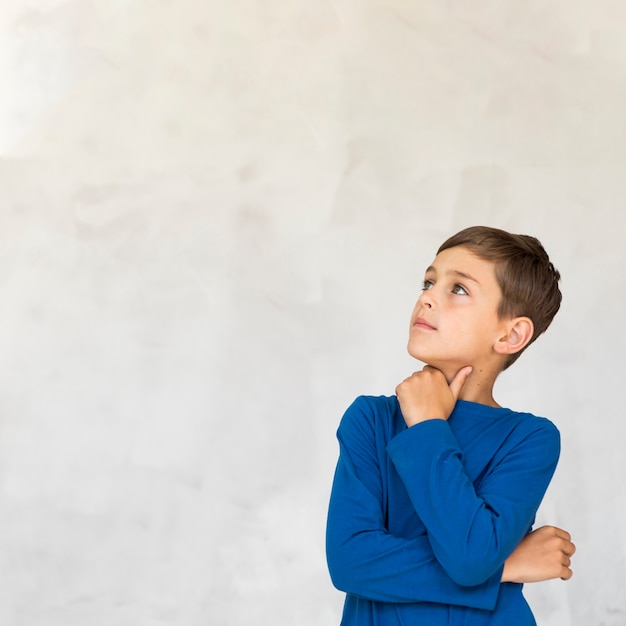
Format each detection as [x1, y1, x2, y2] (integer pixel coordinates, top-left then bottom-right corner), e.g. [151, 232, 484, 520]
[326, 226, 575, 625]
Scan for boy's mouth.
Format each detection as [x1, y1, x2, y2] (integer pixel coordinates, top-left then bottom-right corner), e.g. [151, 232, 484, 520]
[413, 317, 436, 330]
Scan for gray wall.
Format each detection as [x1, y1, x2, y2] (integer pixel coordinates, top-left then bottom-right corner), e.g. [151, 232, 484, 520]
[0, 2, 622, 625]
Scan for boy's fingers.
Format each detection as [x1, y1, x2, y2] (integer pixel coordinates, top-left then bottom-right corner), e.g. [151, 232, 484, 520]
[549, 527, 576, 555]
[552, 527, 571, 541]
[449, 366, 473, 400]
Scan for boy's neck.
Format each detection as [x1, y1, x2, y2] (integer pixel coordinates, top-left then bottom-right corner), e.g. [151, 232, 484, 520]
[458, 379, 500, 408]
[444, 364, 502, 408]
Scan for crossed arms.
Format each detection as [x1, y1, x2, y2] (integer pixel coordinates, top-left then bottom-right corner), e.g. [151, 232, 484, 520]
[326, 393, 574, 612]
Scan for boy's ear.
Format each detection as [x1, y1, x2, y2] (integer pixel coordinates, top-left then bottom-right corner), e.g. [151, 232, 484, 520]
[494, 317, 534, 356]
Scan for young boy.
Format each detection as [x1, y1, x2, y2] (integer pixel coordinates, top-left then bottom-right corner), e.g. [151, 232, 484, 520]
[326, 226, 575, 625]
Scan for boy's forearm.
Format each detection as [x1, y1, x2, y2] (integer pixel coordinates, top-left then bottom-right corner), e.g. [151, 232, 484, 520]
[326, 520, 501, 610]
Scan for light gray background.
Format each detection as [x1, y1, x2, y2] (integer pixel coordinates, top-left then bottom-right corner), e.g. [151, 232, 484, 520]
[0, 2, 623, 625]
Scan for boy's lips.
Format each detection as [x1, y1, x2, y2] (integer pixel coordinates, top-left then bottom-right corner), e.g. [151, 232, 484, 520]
[413, 317, 436, 330]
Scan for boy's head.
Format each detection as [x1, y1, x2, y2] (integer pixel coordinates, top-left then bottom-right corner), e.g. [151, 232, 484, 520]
[436, 226, 561, 369]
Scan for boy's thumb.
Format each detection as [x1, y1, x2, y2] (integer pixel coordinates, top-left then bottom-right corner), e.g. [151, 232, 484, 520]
[449, 366, 473, 400]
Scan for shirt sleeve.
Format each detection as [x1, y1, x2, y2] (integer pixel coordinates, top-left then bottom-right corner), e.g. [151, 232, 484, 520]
[325, 397, 502, 610]
[386, 416, 560, 588]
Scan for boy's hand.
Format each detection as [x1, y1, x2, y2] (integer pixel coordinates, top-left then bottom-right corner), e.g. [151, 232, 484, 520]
[396, 365, 473, 427]
[501, 526, 576, 583]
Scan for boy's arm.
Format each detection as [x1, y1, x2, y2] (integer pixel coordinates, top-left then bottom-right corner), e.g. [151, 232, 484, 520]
[326, 397, 502, 611]
[390, 368, 563, 587]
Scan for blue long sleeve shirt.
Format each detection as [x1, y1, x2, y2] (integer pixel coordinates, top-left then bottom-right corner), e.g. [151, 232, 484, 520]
[326, 395, 560, 625]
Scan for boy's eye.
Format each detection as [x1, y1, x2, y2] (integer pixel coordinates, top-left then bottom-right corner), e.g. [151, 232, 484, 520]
[452, 284, 468, 295]
[422, 279, 434, 291]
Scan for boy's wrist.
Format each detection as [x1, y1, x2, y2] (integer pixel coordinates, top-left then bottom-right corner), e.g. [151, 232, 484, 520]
[404, 414, 446, 427]
[500, 559, 516, 583]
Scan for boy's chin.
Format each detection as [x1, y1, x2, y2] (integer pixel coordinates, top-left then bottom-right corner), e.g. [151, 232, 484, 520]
[412, 356, 448, 372]
[407, 348, 442, 369]
[409, 353, 467, 378]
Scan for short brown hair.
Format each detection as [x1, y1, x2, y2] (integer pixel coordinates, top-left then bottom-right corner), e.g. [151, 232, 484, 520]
[438, 226, 562, 369]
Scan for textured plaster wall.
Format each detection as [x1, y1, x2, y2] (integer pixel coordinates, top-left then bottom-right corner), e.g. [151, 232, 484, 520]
[0, 1, 624, 625]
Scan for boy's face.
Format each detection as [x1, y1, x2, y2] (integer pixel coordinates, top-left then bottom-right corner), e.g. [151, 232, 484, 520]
[407, 246, 510, 377]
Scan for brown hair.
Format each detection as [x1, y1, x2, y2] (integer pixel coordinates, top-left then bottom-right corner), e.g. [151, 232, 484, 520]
[438, 226, 562, 369]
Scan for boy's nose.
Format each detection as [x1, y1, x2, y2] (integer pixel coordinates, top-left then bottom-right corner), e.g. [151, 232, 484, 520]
[418, 289, 435, 309]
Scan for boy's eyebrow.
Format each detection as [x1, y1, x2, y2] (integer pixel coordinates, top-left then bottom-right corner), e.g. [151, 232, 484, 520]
[425, 266, 481, 284]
